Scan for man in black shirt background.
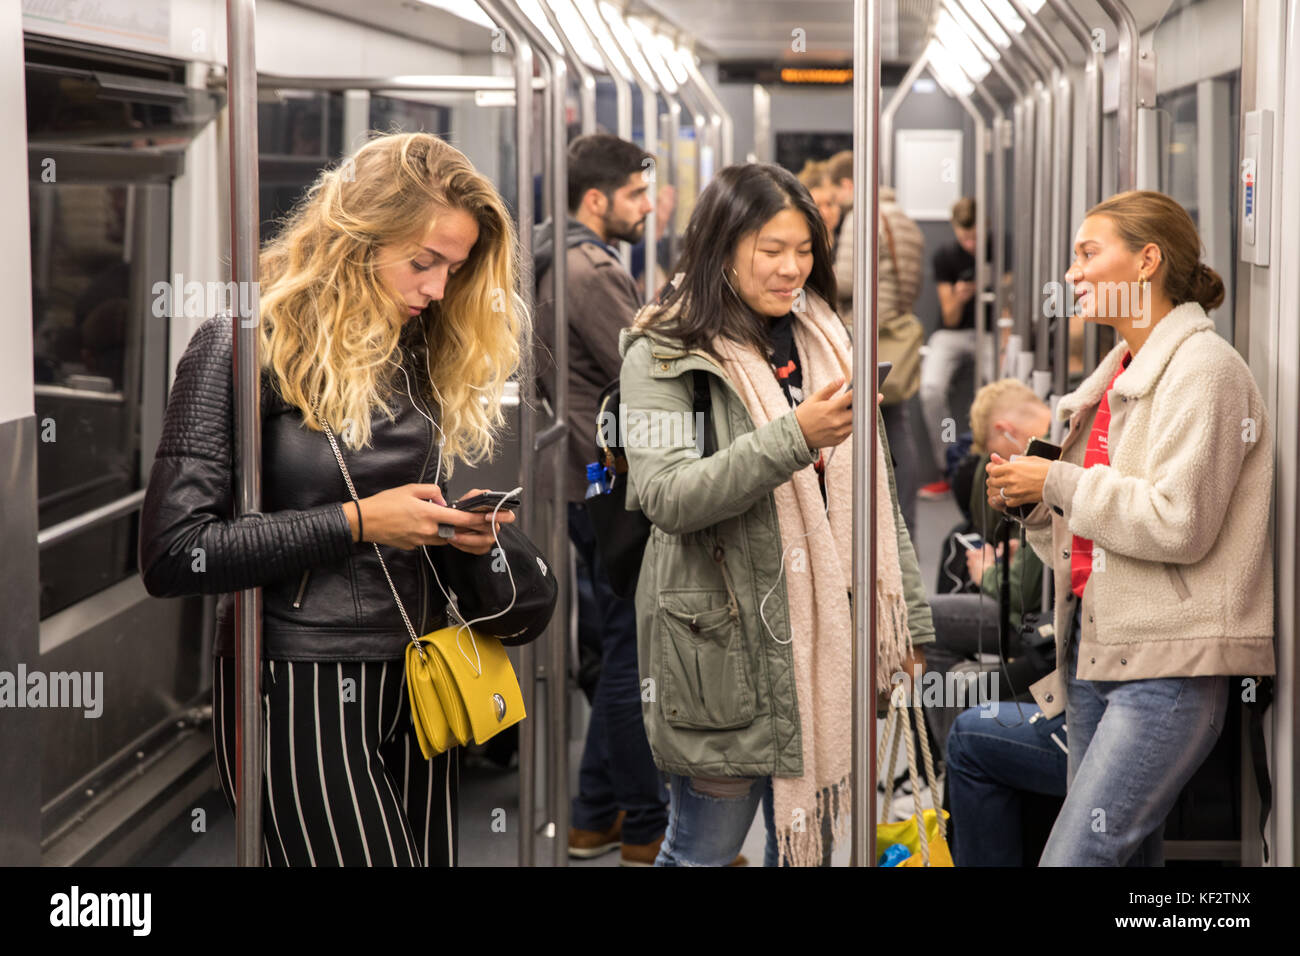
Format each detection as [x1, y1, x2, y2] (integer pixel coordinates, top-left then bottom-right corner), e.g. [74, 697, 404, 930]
[918, 197, 994, 498]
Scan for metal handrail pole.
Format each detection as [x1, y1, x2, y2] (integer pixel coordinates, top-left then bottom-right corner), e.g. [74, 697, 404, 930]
[660, 93, 682, 267]
[680, 50, 733, 167]
[955, 3, 1034, 357]
[256, 73, 543, 91]
[973, 81, 1009, 375]
[566, 0, 635, 269]
[673, 79, 710, 219]
[603, 17, 659, 302]
[849, 0, 881, 869]
[1046, 0, 1105, 374]
[982, 2, 1051, 383]
[679, 71, 720, 188]
[880, 53, 930, 187]
[1045, 0, 1104, 206]
[1095, 0, 1140, 191]
[944, 80, 991, 390]
[497, 0, 571, 868]
[541, 1, 596, 135]
[476, 0, 536, 867]
[225, 0, 264, 869]
[1009, 0, 1071, 386]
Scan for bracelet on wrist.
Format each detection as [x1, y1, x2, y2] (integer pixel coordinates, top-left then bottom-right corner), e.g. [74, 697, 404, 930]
[352, 500, 364, 543]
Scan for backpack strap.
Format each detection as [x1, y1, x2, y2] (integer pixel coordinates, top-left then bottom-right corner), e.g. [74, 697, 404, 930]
[693, 370, 716, 458]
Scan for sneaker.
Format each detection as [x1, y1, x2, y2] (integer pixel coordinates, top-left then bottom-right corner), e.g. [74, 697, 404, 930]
[569, 810, 625, 859]
[918, 479, 951, 500]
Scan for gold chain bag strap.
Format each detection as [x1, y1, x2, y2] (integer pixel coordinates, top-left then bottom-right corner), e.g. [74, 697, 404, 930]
[315, 401, 526, 759]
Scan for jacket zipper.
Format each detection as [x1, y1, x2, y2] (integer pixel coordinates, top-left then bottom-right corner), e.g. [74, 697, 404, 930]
[292, 570, 311, 609]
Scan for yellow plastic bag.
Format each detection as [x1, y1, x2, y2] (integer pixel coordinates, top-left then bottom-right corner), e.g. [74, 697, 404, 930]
[876, 689, 954, 867]
[878, 809, 955, 867]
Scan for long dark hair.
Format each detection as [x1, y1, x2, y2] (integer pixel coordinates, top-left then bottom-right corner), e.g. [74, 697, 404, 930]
[645, 163, 837, 358]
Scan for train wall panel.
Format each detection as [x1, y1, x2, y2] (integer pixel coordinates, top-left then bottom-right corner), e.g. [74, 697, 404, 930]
[0, 415, 42, 866]
[37, 584, 207, 820]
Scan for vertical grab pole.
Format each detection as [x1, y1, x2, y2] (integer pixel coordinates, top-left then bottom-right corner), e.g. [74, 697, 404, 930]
[955, 2, 1030, 375]
[989, 5, 1051, 387]
[972, 81, 1007, 385]
[880, 54, 930, 188]
[541, 1, 596, 135]
[497, 0, 571, 867]
[1047, 0, 1105, 374]
[603, 16, 658, 302]
[568, 0, 634, 271]
[929, 71, 991, 389]
[1009, 0, 1074, 394]
[226, 0, 264, 870]
[850, 0, 880, 868]
[659, 95, 682, 268]
[477, 0, 535, 867]
[681, 52, 733, 168]
[1095, 0, 1139, 193]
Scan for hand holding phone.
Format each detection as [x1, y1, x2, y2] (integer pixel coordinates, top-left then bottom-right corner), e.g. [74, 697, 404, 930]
[794, 378, 854, 449]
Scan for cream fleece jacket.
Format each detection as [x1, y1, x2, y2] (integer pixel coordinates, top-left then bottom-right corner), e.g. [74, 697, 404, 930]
[1019, 302, 1275, 719]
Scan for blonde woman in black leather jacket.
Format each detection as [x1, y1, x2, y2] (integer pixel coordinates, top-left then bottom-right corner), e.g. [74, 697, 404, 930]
[139, 133, 550, 866]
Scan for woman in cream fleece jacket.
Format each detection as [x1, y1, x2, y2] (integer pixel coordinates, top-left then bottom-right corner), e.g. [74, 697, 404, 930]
[984, 191, 1274, 867]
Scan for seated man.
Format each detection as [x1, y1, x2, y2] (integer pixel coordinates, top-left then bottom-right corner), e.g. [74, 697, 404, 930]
[945, 701, 1068, 866]
[923, 379, 1052, 754]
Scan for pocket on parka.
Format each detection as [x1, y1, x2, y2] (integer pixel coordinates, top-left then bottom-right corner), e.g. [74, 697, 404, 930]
[656, 589, 756, 731]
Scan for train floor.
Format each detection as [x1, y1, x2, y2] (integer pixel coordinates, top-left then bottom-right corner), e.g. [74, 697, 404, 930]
[131, 493, 964, 867]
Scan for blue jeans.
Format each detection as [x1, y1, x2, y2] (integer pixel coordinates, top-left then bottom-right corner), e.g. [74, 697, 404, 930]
[945, 701, 1068, 866]
[654, 775, 836, 867]
[1038, 610, 1229, 866]
[568, 504, 668, 844]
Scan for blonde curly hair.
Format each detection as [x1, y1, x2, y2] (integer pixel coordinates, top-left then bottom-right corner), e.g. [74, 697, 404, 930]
[256, 131, 528, 470]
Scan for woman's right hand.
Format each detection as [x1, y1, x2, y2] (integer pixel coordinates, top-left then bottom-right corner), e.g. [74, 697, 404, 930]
[986, 453, 1009, 513]
[795, 378, 854, 449]
[345, 484, 509, 551]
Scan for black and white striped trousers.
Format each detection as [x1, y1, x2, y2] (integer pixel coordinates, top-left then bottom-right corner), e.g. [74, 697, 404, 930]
[214, 656, 458, 866]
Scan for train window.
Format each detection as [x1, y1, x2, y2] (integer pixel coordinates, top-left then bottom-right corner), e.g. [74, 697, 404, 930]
[258, 90, 346, 242]
[26, 45, 208, 619]
[368, 95, 451, 138]
[1155, 75, 1240, 329]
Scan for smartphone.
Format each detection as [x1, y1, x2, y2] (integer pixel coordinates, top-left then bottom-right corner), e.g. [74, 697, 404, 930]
[877, 361, 893, 389]
[452, 491, 521, 513]
[954, 532, 983, 552]
[1024, 437, 1062, 461]
[1005, 437, 1062, 519]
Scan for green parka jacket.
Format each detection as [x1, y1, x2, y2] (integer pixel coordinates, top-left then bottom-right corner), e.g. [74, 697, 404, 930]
[618, 326, 935, 778]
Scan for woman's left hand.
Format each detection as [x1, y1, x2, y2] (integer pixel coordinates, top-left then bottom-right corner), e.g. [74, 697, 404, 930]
[985, 453, 1052, 509]
[447, 488, 515, 556]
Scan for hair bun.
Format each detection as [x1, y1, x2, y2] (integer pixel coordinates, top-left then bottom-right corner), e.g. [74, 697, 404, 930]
[1190, 261, 1225, 312]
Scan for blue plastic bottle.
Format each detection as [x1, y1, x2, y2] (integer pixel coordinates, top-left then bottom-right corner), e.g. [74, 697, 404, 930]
[584, 462, 607, 500]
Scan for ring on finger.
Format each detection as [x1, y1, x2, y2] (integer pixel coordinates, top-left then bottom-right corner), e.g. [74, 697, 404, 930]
[999, 487, 1008, 501]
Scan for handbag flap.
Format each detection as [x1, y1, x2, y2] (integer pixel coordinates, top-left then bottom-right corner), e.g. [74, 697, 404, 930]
[426, 625, 527, 744]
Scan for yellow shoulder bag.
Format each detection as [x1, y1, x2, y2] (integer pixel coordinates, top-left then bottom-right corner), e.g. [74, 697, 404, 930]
[318, 403, 526, 759]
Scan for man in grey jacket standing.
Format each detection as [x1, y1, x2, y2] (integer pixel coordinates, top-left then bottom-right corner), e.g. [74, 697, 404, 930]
[533, 134, 670, 865]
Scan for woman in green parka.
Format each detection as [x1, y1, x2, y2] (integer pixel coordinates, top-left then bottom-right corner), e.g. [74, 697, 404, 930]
[617, 163, 934, 867]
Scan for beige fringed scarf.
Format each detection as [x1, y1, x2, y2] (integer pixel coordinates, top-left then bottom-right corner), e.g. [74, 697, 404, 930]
[711, 292, 913, 866]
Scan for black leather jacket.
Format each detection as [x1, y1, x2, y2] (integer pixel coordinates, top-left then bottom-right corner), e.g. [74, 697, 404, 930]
[139, 317, 541, 661]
